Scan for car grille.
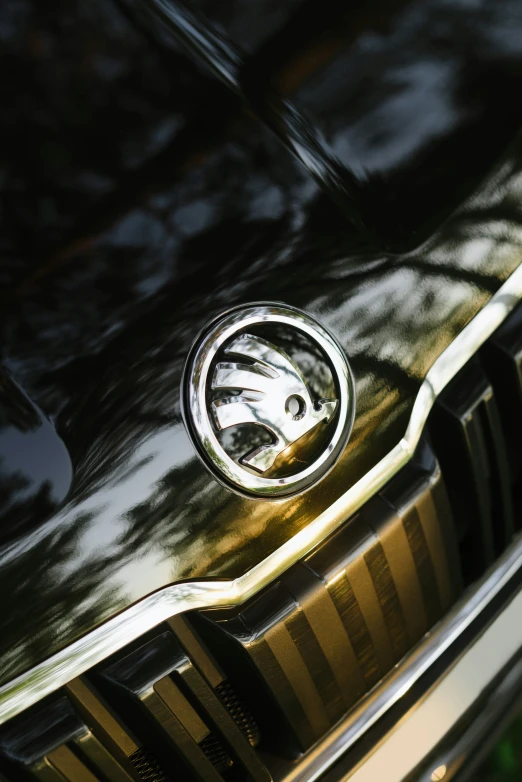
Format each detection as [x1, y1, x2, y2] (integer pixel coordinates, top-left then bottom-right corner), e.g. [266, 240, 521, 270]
[0, 303, 521, 781]
[193, 438, 460, 756]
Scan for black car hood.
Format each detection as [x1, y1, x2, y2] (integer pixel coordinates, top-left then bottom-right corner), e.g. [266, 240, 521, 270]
[1, 0, 522, 685]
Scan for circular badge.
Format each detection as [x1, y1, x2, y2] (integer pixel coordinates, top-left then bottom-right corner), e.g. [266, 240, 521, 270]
[182, 303, 355, 498]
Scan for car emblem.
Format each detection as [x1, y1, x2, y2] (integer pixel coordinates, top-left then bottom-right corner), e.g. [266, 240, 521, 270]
[182, 303, 355, 498]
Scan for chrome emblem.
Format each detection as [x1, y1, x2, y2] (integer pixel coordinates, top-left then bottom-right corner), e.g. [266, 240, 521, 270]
[212, 334, 338, 473]
[182, 304, 355, 498]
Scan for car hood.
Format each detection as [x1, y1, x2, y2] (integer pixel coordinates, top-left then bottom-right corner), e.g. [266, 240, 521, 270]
[2, 0, 522, 686]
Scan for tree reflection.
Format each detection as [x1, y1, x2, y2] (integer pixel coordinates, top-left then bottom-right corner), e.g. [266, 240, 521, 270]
[0, 469, 55, 546]
[2, 0, 522, 685]
[0, 508, 124, 684]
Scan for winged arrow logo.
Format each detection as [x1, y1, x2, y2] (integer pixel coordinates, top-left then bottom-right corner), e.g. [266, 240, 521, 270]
[211, 334, 338, 473]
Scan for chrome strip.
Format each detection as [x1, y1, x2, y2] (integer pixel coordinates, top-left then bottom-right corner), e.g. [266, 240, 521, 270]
[410, 651, 522, 782]
[1, 264, 522, 724]
[344, 561, 522, 782]
[279, 531, 522, 782]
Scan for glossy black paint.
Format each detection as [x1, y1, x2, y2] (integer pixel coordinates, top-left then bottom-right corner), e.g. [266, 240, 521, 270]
[0, 695, 83, 767]
[0, 372, 72, 545]
[1, 0, 522, 685]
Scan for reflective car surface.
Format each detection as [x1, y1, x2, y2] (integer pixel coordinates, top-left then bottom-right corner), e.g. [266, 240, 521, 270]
[1, 1, 522, 780]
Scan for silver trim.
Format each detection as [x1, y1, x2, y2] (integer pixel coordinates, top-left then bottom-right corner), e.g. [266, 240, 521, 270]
[410, 650, 522, 782]
[1, 264, 522, 725]
[182, 303, 355, 497]
[343, 557, 522, 782]
[279, 532, 522, 782]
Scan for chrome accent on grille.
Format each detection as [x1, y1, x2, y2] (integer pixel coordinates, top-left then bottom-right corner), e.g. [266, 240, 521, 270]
[339, 577, 522, 782]
[270, 532, 522, 782]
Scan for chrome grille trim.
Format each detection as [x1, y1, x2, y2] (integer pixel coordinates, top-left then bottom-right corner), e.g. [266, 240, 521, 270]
[1, 262, 522, 728]
[273, 531, 522, 781]
[341, 559, 522, 782]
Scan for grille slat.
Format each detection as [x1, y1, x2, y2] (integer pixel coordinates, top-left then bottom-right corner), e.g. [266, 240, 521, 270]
[0, 693, 139, 782]
[481, 303, 522, 521]
[429, 356, 515, 583]
[0, 634, 267, 782]
[195, 441, 460, 753]
[326, 569, 381, 689]
[64, 678, 141, 781]
[96, 629, 268, 782]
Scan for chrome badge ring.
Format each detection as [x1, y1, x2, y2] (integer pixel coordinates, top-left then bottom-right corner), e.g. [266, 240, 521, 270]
[182, 303, 355, 498]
